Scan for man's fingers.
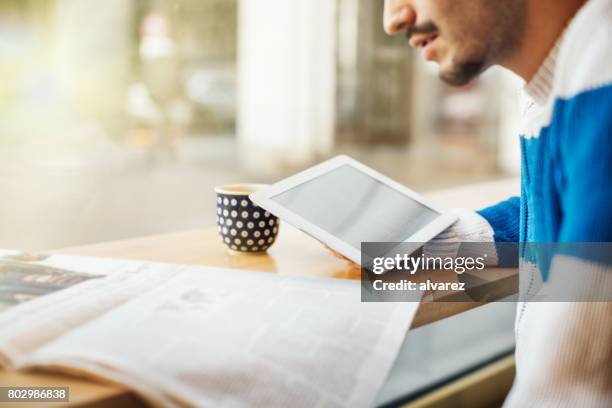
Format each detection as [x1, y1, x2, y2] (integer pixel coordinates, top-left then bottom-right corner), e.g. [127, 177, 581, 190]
[325, 246, 359, 267]
[326, 245, 349, 260]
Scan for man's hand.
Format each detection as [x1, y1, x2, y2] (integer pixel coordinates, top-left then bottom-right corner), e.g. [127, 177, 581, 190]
[423, 209, 498, 265]
[326, 246, 358, 267]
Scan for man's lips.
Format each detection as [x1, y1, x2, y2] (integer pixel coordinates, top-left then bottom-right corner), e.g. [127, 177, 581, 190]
[408, 33, 439, 61]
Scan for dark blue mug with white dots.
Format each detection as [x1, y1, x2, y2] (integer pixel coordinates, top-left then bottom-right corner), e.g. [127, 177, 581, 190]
[215, 184, 280, 254]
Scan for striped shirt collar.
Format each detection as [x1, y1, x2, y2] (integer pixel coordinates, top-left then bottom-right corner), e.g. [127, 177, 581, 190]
[524, 40, 562, 106]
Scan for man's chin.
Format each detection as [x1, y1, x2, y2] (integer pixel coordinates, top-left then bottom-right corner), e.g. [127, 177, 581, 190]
[439, 61, 486, 86]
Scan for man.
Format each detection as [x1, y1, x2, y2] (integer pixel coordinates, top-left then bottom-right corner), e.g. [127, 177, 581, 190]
[383, 0, 612, 406]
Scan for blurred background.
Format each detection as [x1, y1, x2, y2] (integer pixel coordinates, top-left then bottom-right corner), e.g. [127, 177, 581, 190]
[0, 0, 522, 250]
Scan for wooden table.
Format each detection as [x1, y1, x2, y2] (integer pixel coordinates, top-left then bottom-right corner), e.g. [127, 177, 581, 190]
[0, 179, 519, 408]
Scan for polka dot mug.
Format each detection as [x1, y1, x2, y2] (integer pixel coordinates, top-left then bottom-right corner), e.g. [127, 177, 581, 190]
[215, 184, 280, 254]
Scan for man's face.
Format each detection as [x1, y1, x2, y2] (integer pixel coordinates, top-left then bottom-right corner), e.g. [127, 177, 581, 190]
[384, 0, 527, 85]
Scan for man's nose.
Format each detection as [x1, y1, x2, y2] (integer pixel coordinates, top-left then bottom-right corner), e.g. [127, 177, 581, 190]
[384, 6, 416, 35]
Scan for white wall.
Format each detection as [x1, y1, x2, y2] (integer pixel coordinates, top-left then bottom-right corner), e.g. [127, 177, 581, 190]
[237, 0, 337, 175]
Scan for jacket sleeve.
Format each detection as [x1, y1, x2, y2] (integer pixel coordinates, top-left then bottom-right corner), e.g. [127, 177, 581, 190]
[477, 196, 521, 243]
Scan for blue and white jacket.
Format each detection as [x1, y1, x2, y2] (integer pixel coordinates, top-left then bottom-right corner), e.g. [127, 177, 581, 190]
[449, 0, 612, 406]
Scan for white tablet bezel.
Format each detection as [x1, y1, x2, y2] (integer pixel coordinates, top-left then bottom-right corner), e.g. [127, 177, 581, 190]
[250, 155, 457, 265]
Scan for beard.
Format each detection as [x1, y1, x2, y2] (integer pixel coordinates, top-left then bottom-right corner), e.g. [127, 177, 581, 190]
[439, 58, 487, 86]
[434, 0, 528, 86]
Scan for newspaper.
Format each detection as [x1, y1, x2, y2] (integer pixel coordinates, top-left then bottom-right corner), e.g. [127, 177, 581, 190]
[0, 254, 101, 312]
[0, 252, 161, 312]
[0, 255, 419, 408]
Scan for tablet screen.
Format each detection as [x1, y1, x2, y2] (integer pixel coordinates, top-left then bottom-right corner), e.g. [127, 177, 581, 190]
[271, 165, 440, 249]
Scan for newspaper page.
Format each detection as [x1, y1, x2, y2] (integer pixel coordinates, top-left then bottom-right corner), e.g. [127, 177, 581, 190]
[1, 256, 419, 407]
[23, 268, 419, 407]
[0, 251, 158, 312]
[0, 256, 181, 366]
[0, 253, 102, 313]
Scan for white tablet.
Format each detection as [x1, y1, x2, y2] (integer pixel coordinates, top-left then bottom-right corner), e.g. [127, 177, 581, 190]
[250, 156, 457, 265]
